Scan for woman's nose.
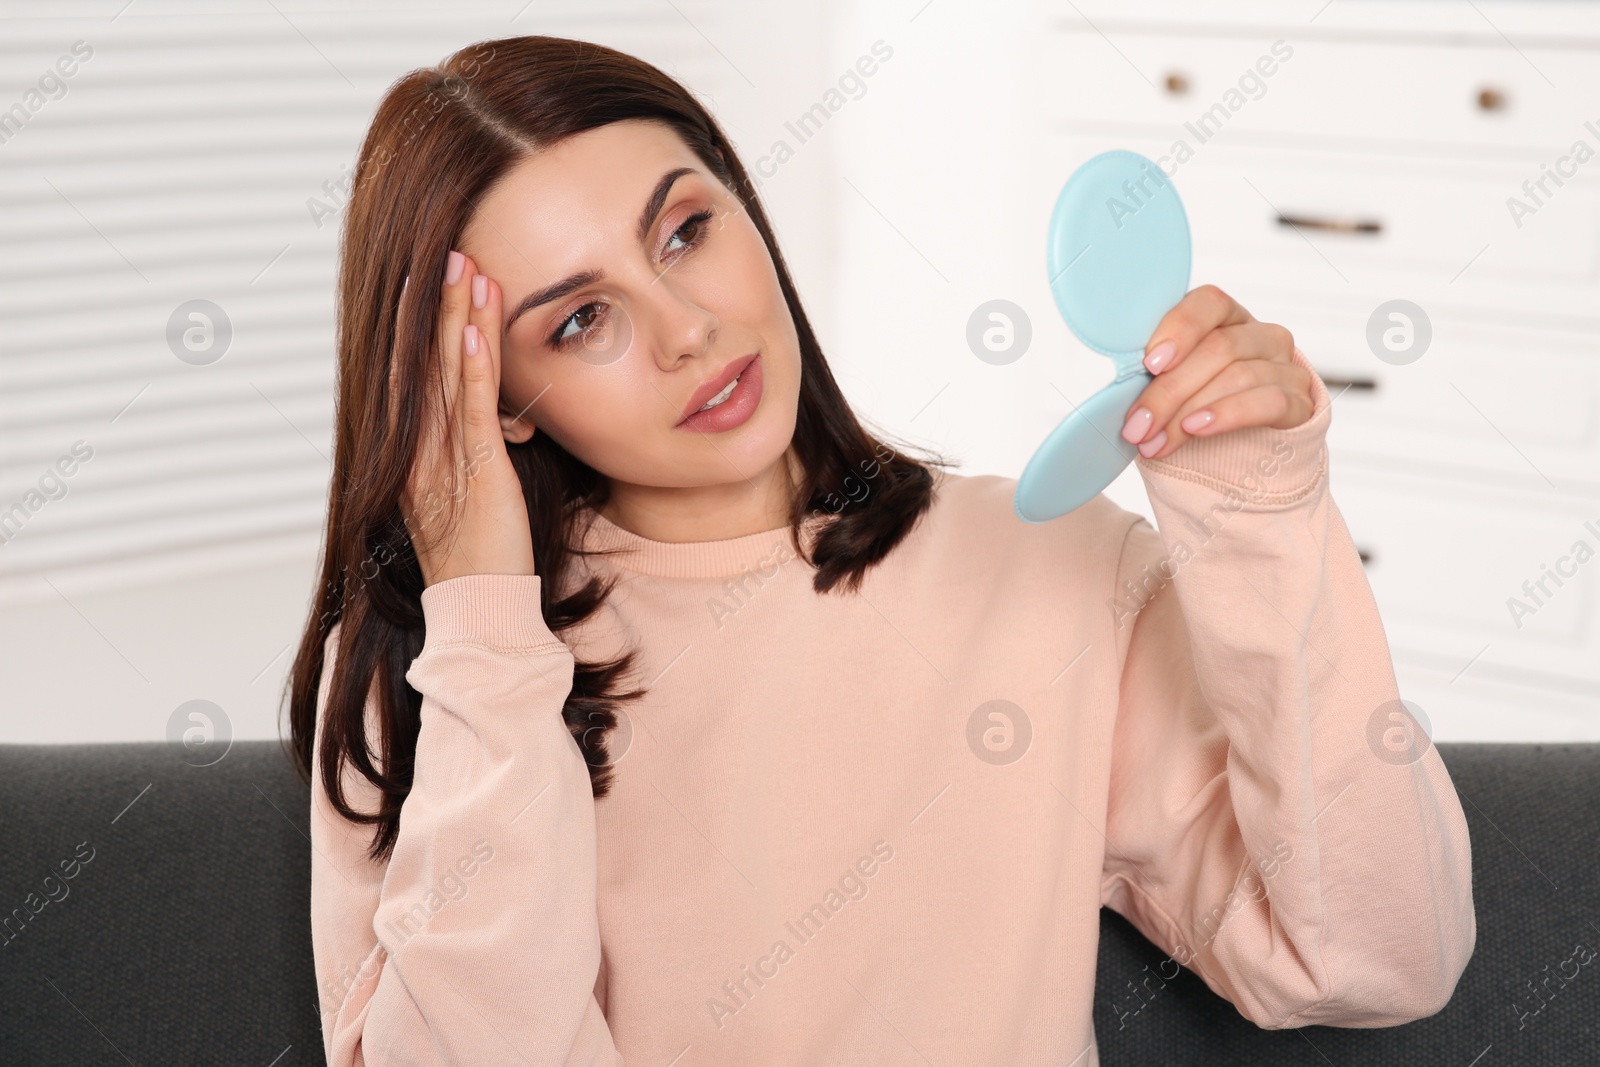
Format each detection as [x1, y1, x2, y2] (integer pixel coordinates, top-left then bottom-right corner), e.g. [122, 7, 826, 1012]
[641, 276, 719, 370]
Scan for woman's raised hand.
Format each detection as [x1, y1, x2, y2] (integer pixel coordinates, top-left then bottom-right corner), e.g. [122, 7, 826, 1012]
[398, 250, 538, 588]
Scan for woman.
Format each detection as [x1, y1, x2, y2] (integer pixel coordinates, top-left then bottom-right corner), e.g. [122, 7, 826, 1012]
[287, 33, 1476, 1066]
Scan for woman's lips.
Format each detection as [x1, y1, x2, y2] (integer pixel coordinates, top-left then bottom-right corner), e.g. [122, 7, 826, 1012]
[677, 352, 758, 425]
[675, 353, 763, 433]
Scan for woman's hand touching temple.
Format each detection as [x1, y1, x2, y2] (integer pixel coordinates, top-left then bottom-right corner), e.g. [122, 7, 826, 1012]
[397, 249, 537, 587]
[1119, 283, 1317, 460]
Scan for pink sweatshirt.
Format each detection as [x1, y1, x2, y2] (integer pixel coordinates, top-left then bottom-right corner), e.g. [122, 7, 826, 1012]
[310, 345, 1476, 1065]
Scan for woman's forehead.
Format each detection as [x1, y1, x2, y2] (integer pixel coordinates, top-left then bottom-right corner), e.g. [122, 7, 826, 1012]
[463, 122, 708, 266]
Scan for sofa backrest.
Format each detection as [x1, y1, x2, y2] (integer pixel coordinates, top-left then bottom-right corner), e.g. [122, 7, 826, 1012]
[1, 741, 1595, 1064]
[1093, 742, 1600, 1064]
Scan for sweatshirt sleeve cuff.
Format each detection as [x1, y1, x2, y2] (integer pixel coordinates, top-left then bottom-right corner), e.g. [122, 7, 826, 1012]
[1133, 344, 1331, 508]
[418, 573, 569, 654]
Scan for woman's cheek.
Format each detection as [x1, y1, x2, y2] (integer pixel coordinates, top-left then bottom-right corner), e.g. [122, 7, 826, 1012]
[729, 221, 797, 357]
[733, 232, 783, 317]
[553, 369, 652, 448]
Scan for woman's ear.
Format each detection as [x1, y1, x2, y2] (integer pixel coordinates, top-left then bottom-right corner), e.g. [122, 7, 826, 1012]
[500, 408, 536, 443]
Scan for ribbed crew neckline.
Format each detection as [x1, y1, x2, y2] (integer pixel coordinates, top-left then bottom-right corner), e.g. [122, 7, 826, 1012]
[576, 507, 831, 579]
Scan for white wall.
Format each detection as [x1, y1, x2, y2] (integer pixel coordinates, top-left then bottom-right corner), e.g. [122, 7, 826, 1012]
[0, 0, 838, 744]
[3, 0, 1596, 744]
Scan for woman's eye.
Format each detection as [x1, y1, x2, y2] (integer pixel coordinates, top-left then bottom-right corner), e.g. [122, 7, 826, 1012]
[664, 208, 714, 257]
[552, 302, 605, 349]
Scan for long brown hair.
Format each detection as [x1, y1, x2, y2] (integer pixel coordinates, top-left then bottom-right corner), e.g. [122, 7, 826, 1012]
[284, 34, 954, 864]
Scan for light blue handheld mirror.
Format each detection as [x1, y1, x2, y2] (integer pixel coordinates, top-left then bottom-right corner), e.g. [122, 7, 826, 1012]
[1014, 150, 1192, 523]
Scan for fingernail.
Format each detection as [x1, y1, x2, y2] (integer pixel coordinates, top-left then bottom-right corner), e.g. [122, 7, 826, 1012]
[463, 323, 480, 357]
[1145, 340, 1176, 374]
[1121, 405, 1153, 443]
[1180, 409, 1214, 434]
[445, 250, 465, 286]
[472, 274, 487, 309]
[1138, 429, 1167, 458]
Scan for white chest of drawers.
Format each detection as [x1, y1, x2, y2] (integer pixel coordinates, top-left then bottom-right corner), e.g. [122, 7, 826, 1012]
[1028, 0, 1600, 740]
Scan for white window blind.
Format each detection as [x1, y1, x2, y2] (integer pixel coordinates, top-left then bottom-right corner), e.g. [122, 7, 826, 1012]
[0, 3, 726, 607]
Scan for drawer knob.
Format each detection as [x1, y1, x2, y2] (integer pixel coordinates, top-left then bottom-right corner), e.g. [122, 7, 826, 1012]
[1477, 86, 1507, 112]
[1164, 71, 1189, 95]
[1318, 374, 1378, 392]
[1276, 212, 1383, 235]
[1357, 545, 1374, 566]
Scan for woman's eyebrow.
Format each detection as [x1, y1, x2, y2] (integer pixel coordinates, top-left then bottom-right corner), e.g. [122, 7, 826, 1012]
[503, 165, 698, 333]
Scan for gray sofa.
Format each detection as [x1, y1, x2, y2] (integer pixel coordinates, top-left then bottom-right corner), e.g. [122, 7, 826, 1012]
[2, 741, 1595, 1064]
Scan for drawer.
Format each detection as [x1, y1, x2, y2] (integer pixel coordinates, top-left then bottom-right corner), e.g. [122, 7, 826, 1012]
[1388, 662, 1600, 742]
[1030, 136, 1600, 328]
[1178, 155, 1600, 300]
[1033, 25, 1600, 156]
[1332, 471, 1600, 694]
[1234, 302, 1600, 495]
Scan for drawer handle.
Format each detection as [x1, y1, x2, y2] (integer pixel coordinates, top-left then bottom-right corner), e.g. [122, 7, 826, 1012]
[1276, 213, 1382, 235]
[1318, 374, 1378, 392]
[1357, 545, 1374, 566]
[1164, 71, 1190, 95]
[1477, 86, 1507, 112]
